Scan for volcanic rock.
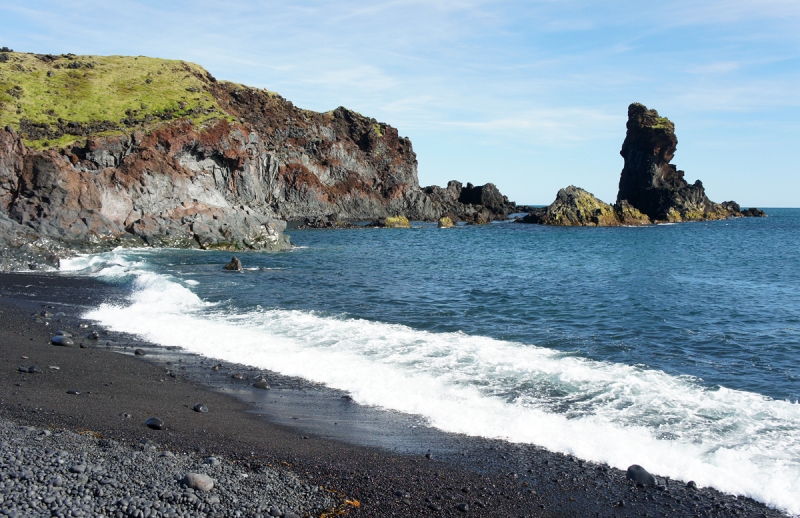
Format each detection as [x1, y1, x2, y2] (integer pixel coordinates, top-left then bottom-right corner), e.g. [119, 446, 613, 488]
[617, 103, 759, 222]
[180, 472, 214, 492]
[525, 186, 620, 227]
[626, 464, 656, 486]
[223, 256, 243, 271]
[437, 216, 454, 228]
[145, 417, 164, 430]
[383, 215, 411, 228]
[51, 335, 75, 347]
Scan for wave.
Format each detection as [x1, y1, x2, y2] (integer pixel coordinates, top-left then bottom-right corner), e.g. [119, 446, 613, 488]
[66, 250, 800, 515]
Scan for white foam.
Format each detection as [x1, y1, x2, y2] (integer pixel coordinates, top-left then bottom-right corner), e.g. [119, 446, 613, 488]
[77, 258, 800, 515]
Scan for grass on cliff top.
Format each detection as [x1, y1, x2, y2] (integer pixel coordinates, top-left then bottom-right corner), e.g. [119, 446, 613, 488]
[0, 52, 229, 148]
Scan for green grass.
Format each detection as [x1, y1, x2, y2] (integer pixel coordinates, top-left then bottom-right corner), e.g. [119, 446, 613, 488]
[0, 52, 229, 148]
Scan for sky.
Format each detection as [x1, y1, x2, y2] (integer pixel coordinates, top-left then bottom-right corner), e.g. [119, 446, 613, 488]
[1, 0, 798, 206]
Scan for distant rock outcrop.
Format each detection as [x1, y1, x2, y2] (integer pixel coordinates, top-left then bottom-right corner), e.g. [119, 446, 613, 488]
[519, 102, 765, 227]
[521, 186, 618, 226]
[423, 181, 516, 224]
[617, 103, 752, 222]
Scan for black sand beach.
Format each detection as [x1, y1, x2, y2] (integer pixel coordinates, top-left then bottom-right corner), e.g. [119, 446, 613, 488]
[0, 272, 785, 518]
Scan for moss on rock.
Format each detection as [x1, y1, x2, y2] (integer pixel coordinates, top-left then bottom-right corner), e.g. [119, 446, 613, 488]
[384, 215, 410, 228]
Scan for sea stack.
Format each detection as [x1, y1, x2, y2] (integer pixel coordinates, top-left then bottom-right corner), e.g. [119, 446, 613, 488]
[617, 102, 751, 222]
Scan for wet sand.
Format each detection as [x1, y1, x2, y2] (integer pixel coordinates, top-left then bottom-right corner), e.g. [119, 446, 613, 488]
[0, 272, 785, 517]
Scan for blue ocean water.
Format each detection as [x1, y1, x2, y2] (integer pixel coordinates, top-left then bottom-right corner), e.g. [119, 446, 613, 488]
[65, 209, 800, 513]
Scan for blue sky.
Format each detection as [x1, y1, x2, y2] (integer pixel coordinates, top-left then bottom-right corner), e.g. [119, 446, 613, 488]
[2, 1, 798, 206]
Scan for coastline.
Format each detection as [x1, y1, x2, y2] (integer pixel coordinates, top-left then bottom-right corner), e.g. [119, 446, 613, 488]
[0, 272, 788, 517]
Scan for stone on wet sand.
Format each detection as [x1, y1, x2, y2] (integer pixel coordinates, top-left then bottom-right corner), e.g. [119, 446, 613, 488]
[66, 389, 80, 395]
[181, 472, 215, 491]
[51, 335, 75, 347]
[27, 365, 42, 373]
[145, 417, 164, 430]
[223, 256, 243, 272]
[55, 330, 73, 337]
[626, 464, 656, 486]
[134, 348, 146, 356]
[253, 377, 271, 389]
[193, 403, 208, 413]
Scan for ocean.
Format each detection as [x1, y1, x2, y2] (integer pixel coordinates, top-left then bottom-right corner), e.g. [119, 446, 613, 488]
[61, 209, 800, 514]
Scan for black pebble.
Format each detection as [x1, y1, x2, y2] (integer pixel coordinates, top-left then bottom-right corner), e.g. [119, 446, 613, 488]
[134, 349, 146, 356]
[145, 417, 164, 430]
[55, 330, 73, 337]
[253, 380, 270, 389]
[427, 503, 441, 512]
[231, 373, 243, 380]
[193, 403, 208, 413]
[457, 503, 469, 512]
[27, 365, 42, 374]
[66, 389, 80, 395]
[88, 331, 99, 340]
[686, 480, 697, 490]
[51, 335, 75, 347]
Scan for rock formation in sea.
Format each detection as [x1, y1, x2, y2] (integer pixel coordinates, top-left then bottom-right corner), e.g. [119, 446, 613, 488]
[0, 51, 515, 269]
[519, 102, 765, 227]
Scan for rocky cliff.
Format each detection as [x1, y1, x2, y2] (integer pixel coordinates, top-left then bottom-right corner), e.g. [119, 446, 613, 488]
[0, 51, 514, 269]
[520, 103, 764, 227]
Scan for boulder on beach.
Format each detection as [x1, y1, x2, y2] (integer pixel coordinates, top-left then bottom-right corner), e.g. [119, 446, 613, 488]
[626, 464, 657, 486]
[223, 256, 243, 272]
[181, 472, 214, 491]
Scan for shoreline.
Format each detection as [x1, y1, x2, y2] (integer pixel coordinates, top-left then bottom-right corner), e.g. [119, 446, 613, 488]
[0, 272, 788, 517]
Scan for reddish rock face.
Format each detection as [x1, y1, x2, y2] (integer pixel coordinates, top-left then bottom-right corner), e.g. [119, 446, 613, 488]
[0, 78, 517, 268]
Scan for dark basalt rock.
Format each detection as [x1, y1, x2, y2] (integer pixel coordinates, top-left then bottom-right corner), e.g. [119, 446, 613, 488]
[223, 256, 242, 271]
[617, 103, 763, 222]
[51, 335, 75, 347]
[145, 417, 164, 430]
[626, 464, 657, 486]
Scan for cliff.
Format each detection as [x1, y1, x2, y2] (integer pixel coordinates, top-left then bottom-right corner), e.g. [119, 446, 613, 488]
[0, 50, 513, 269]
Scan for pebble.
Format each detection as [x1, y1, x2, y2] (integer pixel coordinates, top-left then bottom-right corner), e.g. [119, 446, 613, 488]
[134, 348, 146, 356]
[204, 456, 221, 466]
[88, 331, 99, 340]
[55, 330, 73, 337]
[145, 417, 164, 430]
[0, 417, 338, 517]
[194, 403, 209, 413]
[428, 502, 442, 511]
[687, 480, 698, 490]
[253, 378, 271, 389]
[457, 502, 469, 512]
[66, 389, 80, 395]
[51, 335, 75, 347]
[231, 373, 244, 380]
[27, 365, 42, 374]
